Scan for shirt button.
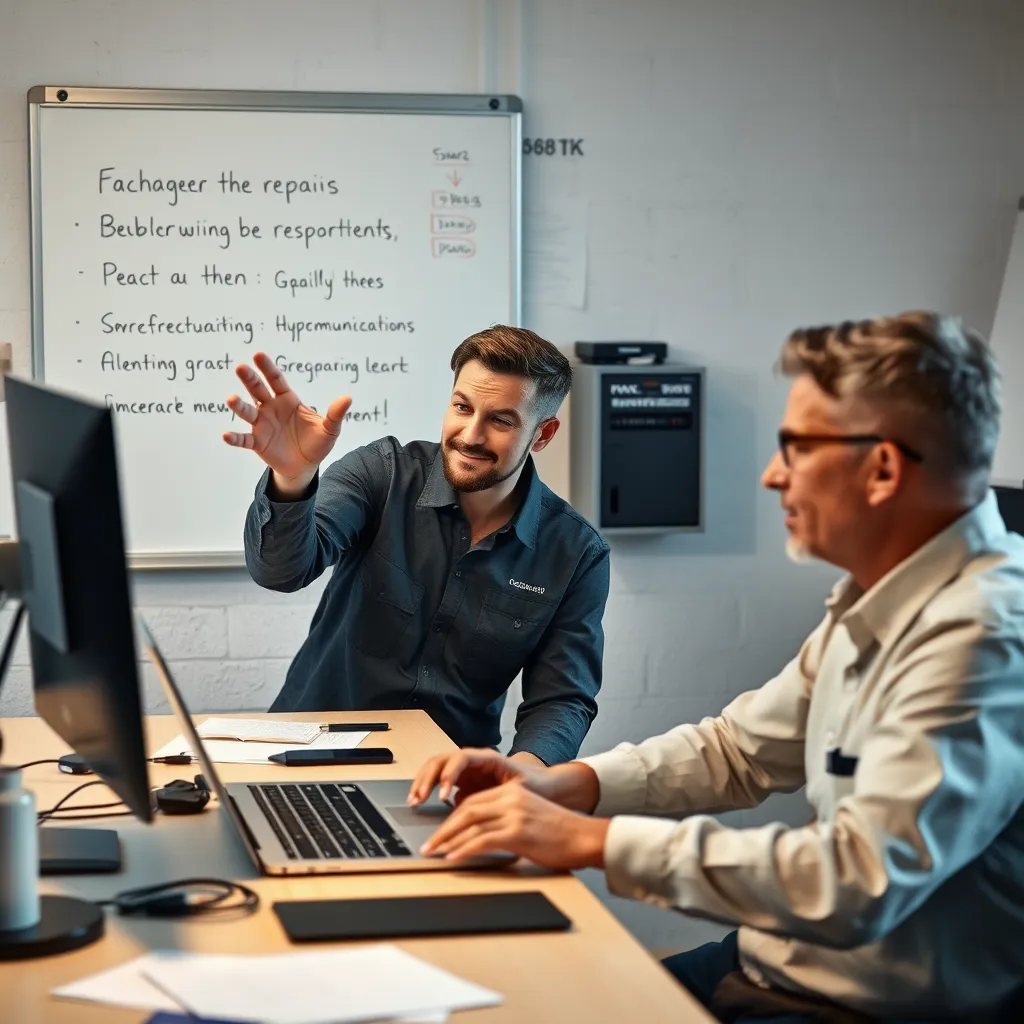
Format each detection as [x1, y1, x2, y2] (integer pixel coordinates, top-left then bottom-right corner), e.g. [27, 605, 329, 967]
[454, 570, 462, 578]
[434, 625, 442, 633]
[423, 668, 430, 676]
[513, 618, 522, 629]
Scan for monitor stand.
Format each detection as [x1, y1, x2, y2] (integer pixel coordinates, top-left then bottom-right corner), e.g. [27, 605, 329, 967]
[0, 894, 105, 960]
[0, 592, 107, 960]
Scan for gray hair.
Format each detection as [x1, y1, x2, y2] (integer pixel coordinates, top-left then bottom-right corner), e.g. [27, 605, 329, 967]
[779, 311, 1001, 481]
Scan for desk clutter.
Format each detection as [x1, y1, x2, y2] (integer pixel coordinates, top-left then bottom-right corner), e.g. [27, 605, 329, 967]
[53, 944, 500, 1023]
[152, 729, 370, 765]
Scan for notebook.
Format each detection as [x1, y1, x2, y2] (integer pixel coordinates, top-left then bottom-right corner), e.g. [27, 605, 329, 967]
[195, 717, 321, 745]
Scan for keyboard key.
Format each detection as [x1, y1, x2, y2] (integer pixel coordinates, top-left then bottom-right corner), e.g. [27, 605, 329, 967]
[264, 785, 319, 860]
[303, 786, 364, 858]
[338, 784, 412, 857]
[291, 785, 344, 859]
[248, 785, 297, 858]
[322, 785, 388, 857]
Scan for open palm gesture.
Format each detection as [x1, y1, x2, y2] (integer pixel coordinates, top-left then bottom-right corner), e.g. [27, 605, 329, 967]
[223, 352, 352, 488]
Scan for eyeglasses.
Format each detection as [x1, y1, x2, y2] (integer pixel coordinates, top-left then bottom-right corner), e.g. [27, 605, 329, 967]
[777, 430, 924, 468]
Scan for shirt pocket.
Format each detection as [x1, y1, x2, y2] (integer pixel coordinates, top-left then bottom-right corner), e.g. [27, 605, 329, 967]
[348, 548, 424, 659]
[817, 750, 859, 819]
[465, 586, 555, 684]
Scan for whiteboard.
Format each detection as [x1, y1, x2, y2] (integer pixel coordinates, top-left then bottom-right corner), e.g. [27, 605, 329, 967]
[28, 87, 521, 567]
[991, 198, 1024, 488]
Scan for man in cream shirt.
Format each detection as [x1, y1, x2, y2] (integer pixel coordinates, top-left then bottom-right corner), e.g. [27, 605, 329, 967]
[409, 311, 1024, 1022]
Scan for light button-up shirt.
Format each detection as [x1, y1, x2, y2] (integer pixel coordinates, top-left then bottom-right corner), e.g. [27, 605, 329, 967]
[582, 492, 1024, 1017]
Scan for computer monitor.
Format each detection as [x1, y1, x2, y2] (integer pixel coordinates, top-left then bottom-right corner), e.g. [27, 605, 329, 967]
[2, 375, 151, 821]
[0, 376, 156, 957]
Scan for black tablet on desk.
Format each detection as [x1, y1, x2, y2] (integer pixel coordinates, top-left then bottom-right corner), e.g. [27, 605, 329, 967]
[273, 891, 572, 942]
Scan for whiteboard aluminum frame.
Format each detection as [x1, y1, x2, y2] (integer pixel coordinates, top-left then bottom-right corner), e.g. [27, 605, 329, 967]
[27, 87, 523, 570]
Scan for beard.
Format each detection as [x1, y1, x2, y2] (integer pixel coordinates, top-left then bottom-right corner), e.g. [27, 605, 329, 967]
[442, 437, 531, 493]
[785, 536, 818, 565]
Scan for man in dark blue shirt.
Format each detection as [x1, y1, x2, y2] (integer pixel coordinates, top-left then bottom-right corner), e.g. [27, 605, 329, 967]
[224, 326, 610, 766]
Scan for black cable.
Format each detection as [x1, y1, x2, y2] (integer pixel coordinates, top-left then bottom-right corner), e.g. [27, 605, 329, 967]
[95, 877, 259, 919]
[17, 753, 192, 770]
[43, 799, 126, 815]
[46, 799, 123, 812]
[37, 779, 122, 821]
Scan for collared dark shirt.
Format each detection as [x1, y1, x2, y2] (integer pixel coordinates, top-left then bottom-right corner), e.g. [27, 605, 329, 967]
[244, 437, 610, 765]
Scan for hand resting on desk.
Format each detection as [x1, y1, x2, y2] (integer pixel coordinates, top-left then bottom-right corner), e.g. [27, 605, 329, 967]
[408, 748, 610, 870]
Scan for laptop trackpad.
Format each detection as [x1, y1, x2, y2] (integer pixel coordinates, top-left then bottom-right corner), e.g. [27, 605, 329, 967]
[384, 802, 516, 864]
[384, 802, 451, 828]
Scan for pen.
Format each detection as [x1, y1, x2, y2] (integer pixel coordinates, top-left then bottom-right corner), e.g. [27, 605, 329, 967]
[319, 722, 391, 732]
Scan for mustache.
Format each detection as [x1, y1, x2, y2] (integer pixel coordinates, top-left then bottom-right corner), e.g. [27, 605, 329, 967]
[446, 439, 496, 461]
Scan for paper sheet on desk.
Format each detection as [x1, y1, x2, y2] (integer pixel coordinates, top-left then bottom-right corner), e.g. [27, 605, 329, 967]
[53, 953, 449, 1022]
[152, 730, 369, 764]
[52, 955, 181, 1013]
[141, 945, 498, 1024]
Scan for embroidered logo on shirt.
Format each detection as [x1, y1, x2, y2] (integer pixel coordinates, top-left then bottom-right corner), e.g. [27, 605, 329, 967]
[509, 578, 546, 595]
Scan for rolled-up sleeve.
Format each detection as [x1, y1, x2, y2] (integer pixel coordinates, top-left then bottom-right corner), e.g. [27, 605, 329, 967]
[244, 444, 387, 592]
[508, 543, 610, 766]
[591, 625, 1024, 950]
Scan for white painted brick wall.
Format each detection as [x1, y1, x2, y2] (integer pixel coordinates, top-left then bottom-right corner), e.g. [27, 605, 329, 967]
[227, 604, 321, 660]
[138, 607, 229, 660]
[1, 0, 1023, 955]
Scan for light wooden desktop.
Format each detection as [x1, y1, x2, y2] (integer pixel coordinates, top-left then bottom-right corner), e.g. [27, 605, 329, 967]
[0, 711, 713, 1023]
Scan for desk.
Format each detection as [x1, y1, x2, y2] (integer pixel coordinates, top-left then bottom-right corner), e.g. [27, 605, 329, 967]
[0, 712, 712, 1022]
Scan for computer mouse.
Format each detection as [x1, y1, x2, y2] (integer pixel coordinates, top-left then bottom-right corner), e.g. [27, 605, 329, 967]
[57, 753, 93, 775]
[154, 777, 210, 815]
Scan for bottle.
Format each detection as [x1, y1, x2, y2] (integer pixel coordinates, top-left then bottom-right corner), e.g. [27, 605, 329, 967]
[0, 767, 40, 932]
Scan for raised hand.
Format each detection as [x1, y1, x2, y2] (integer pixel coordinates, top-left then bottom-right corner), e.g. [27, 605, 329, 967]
[223, 352, 352, 495]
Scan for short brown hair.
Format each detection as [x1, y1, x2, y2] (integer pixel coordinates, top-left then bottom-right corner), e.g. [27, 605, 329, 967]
[779, 310, 1001, 480]
[451, 325, 572, 419]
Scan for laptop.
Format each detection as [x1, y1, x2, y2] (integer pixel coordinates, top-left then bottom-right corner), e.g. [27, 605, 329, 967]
[139, 617, 511, 876]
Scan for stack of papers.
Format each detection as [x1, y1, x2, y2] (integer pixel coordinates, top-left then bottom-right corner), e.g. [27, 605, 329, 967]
[152, 730, 369, 765]
[54, 946, 502, 1022]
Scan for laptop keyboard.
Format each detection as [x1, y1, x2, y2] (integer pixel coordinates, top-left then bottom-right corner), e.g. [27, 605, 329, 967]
[248, 782, 412, 860]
